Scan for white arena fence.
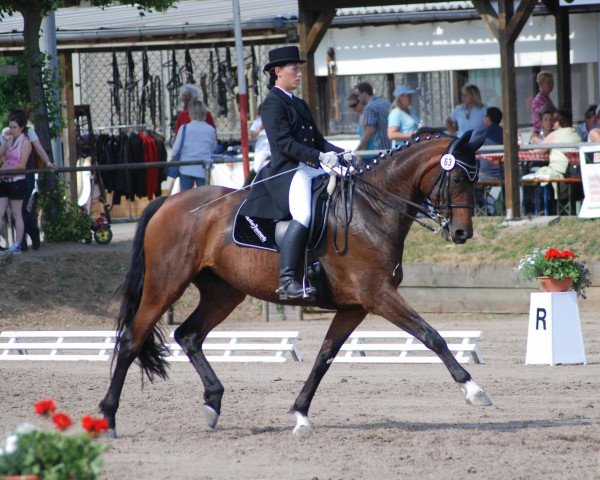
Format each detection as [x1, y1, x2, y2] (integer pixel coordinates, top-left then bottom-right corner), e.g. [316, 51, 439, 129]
[0, 331, 303, 363]
[0, 330, 483, 364]
[335, 330, 484, 364]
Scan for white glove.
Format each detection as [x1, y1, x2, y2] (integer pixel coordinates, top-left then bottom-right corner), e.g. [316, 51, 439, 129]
[342, 151, 356, 164]
[319, 151, 340, 169]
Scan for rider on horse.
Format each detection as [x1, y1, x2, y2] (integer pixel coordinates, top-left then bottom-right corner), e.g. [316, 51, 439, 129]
[240, 46, 348, 301]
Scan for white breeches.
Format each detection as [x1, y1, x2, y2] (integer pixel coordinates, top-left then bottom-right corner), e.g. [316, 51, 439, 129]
[289, 163, 324, 228]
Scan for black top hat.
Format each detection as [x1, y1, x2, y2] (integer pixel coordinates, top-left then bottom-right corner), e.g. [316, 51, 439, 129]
[263, 46, 306, 73]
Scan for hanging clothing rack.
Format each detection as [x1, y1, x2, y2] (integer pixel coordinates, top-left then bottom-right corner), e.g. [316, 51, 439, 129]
[96, 123, 152, 131]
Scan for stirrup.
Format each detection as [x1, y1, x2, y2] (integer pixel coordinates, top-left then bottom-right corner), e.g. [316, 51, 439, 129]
[277, 278, 316, 301]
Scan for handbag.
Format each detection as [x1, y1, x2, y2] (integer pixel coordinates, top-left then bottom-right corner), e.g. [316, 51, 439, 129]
[167, 124, 186, 179]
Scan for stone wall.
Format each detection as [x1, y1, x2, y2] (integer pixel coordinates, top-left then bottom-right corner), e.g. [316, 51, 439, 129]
[399, 263, 600, 314]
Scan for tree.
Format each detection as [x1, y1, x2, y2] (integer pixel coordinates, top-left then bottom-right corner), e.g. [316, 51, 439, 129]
[0, 0, 177, 161]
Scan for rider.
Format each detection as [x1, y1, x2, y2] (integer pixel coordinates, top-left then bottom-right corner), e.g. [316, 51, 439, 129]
[239, 45, 346, 300]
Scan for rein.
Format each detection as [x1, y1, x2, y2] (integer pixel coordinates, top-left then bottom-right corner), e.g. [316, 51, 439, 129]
[330, 136, 479, 249]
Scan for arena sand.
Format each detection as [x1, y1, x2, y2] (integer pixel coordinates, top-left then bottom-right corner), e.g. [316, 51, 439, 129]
[1, 308, 599, 480]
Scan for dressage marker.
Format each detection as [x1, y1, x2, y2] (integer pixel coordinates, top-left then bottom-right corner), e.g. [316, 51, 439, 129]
[336, 330, 483, 364]
[0, 330, 303, 363]
[525, 292, 586, 365]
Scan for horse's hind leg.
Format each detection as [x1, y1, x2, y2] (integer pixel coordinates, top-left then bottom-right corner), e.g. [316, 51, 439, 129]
[369, 286, 492, 407]
[291, 307, 367, 436]
[173, 270, 246, 430]
[100, 297, 169, 437]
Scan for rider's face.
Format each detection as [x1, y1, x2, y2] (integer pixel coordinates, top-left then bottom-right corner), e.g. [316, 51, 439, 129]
[275, 63, 303, 93]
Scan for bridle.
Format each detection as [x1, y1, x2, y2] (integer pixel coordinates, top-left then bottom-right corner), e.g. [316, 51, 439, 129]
[425, 136, 479, 217]
[330, 136, 479, 253]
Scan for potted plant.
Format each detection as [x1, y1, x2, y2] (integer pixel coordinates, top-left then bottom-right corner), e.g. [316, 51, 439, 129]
[0, 399, 109, 480]
[515, 247, 592, 298]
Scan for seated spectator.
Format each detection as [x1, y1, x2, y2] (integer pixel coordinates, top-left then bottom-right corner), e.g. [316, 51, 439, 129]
[476, 106, 504, 215]
[576, 104, 600, 141]
[529, 106, 556, 144]
[586, 116, 600, 162]
[529, 108, 582, 213]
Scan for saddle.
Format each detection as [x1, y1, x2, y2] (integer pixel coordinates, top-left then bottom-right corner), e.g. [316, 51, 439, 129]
[233, 174, 331, 253]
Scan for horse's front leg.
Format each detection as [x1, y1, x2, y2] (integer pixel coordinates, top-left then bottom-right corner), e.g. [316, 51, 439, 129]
[368, 285, 492, 407]
[292, 307, 367, 436]
[174, 273, 246, 430]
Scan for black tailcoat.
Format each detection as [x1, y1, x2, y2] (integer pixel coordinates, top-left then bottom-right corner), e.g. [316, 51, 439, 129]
[239, 87, 342, 220]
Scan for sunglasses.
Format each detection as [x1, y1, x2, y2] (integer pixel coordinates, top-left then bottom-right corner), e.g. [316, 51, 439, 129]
[349, 103, 359, 109]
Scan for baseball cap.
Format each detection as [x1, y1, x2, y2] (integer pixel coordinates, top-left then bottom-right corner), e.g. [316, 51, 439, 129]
[393, 85, 417, 97]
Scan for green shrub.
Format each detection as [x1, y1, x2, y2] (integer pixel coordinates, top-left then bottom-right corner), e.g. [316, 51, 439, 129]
[37, 173, 92, 243]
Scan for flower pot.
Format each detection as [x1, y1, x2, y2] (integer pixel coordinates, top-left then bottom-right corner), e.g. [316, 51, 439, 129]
[537, 276, 573, 293]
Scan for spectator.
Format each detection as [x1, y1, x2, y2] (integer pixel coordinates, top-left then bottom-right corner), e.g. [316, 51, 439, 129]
[587, 113, 600, 162]
[387, 85, 420, 148]
[8, 109, 55, 251]
[529, 106, 557, 144]
[171, 99, 217, 191]
[174, 84, 216, 135]
[445, 84, 487, 137]
[531, 71, 556, 137]
[353, 81, 391, 157]
[243, 103, 271, 186]
[530, 108, 582, 212]
[476, 106, 504, 215]
[576, 104, 600, 141]
[347, 92, 374, 162]
[0, 110, 32, 255]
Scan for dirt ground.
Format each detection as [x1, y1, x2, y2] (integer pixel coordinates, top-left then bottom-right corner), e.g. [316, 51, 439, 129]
[1, 229, 599, 479]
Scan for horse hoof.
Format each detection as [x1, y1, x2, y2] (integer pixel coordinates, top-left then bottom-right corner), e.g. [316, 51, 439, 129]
[292, 411, 313, 436]
[461, 380, 493, 406]
[107, 428, 117, 439]
[202, 404, 219, 429]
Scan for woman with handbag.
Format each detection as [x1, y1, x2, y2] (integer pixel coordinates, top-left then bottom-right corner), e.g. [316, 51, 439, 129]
[8, 110, 56, 251]
[170, 99, 216, 191]
[0, 110, 32, 254]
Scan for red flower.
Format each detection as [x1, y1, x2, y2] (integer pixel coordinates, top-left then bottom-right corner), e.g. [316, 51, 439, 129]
[544, 248, 561, 260]
[560, 250, 575, 259]
[51, 412, 73, 431]
[81, 414, 109, 436]
[34, 398, 57, 416]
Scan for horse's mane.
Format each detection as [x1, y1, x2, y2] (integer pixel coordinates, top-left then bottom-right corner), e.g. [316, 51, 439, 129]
[356, 135, 451, 190]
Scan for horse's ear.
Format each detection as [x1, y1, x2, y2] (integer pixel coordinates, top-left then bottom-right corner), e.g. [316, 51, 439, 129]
[455, 129, 486, 153]
[467, 128, 487, 151]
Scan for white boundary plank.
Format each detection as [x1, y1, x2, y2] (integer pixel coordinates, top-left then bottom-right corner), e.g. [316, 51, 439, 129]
[0, 330, 303, 363]
[334, 330, 484, 364]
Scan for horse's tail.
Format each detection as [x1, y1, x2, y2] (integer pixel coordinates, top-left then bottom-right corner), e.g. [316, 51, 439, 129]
[114, 195, 170, 381]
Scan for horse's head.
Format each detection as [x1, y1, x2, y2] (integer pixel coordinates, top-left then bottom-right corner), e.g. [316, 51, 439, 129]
[421, 129, 486, 244]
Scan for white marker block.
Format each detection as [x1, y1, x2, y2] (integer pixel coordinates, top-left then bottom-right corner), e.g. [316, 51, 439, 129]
[525, 292, 586, 365]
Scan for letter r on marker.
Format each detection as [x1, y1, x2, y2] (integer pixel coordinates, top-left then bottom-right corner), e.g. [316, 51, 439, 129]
[536, 308, 547, 330]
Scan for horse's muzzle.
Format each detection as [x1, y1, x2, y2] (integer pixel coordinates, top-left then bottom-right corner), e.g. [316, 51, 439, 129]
[449, 227, 473, 244]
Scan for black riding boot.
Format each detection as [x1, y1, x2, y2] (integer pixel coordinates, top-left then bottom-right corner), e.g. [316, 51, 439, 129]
[278, 220, 316, 301]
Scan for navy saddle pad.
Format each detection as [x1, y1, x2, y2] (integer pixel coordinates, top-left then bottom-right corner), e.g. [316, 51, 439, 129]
[233, 174, 331, 252]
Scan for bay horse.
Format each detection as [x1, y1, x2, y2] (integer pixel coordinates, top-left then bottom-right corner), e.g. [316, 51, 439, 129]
[100, 130, 492, 437]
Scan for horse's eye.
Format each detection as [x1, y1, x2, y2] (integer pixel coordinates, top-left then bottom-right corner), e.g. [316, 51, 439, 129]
[452, 175, 462, 184]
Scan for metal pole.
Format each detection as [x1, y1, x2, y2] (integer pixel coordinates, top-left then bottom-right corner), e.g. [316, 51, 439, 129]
[232, 0, 250, 178]
[40, 12, 64, 167]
